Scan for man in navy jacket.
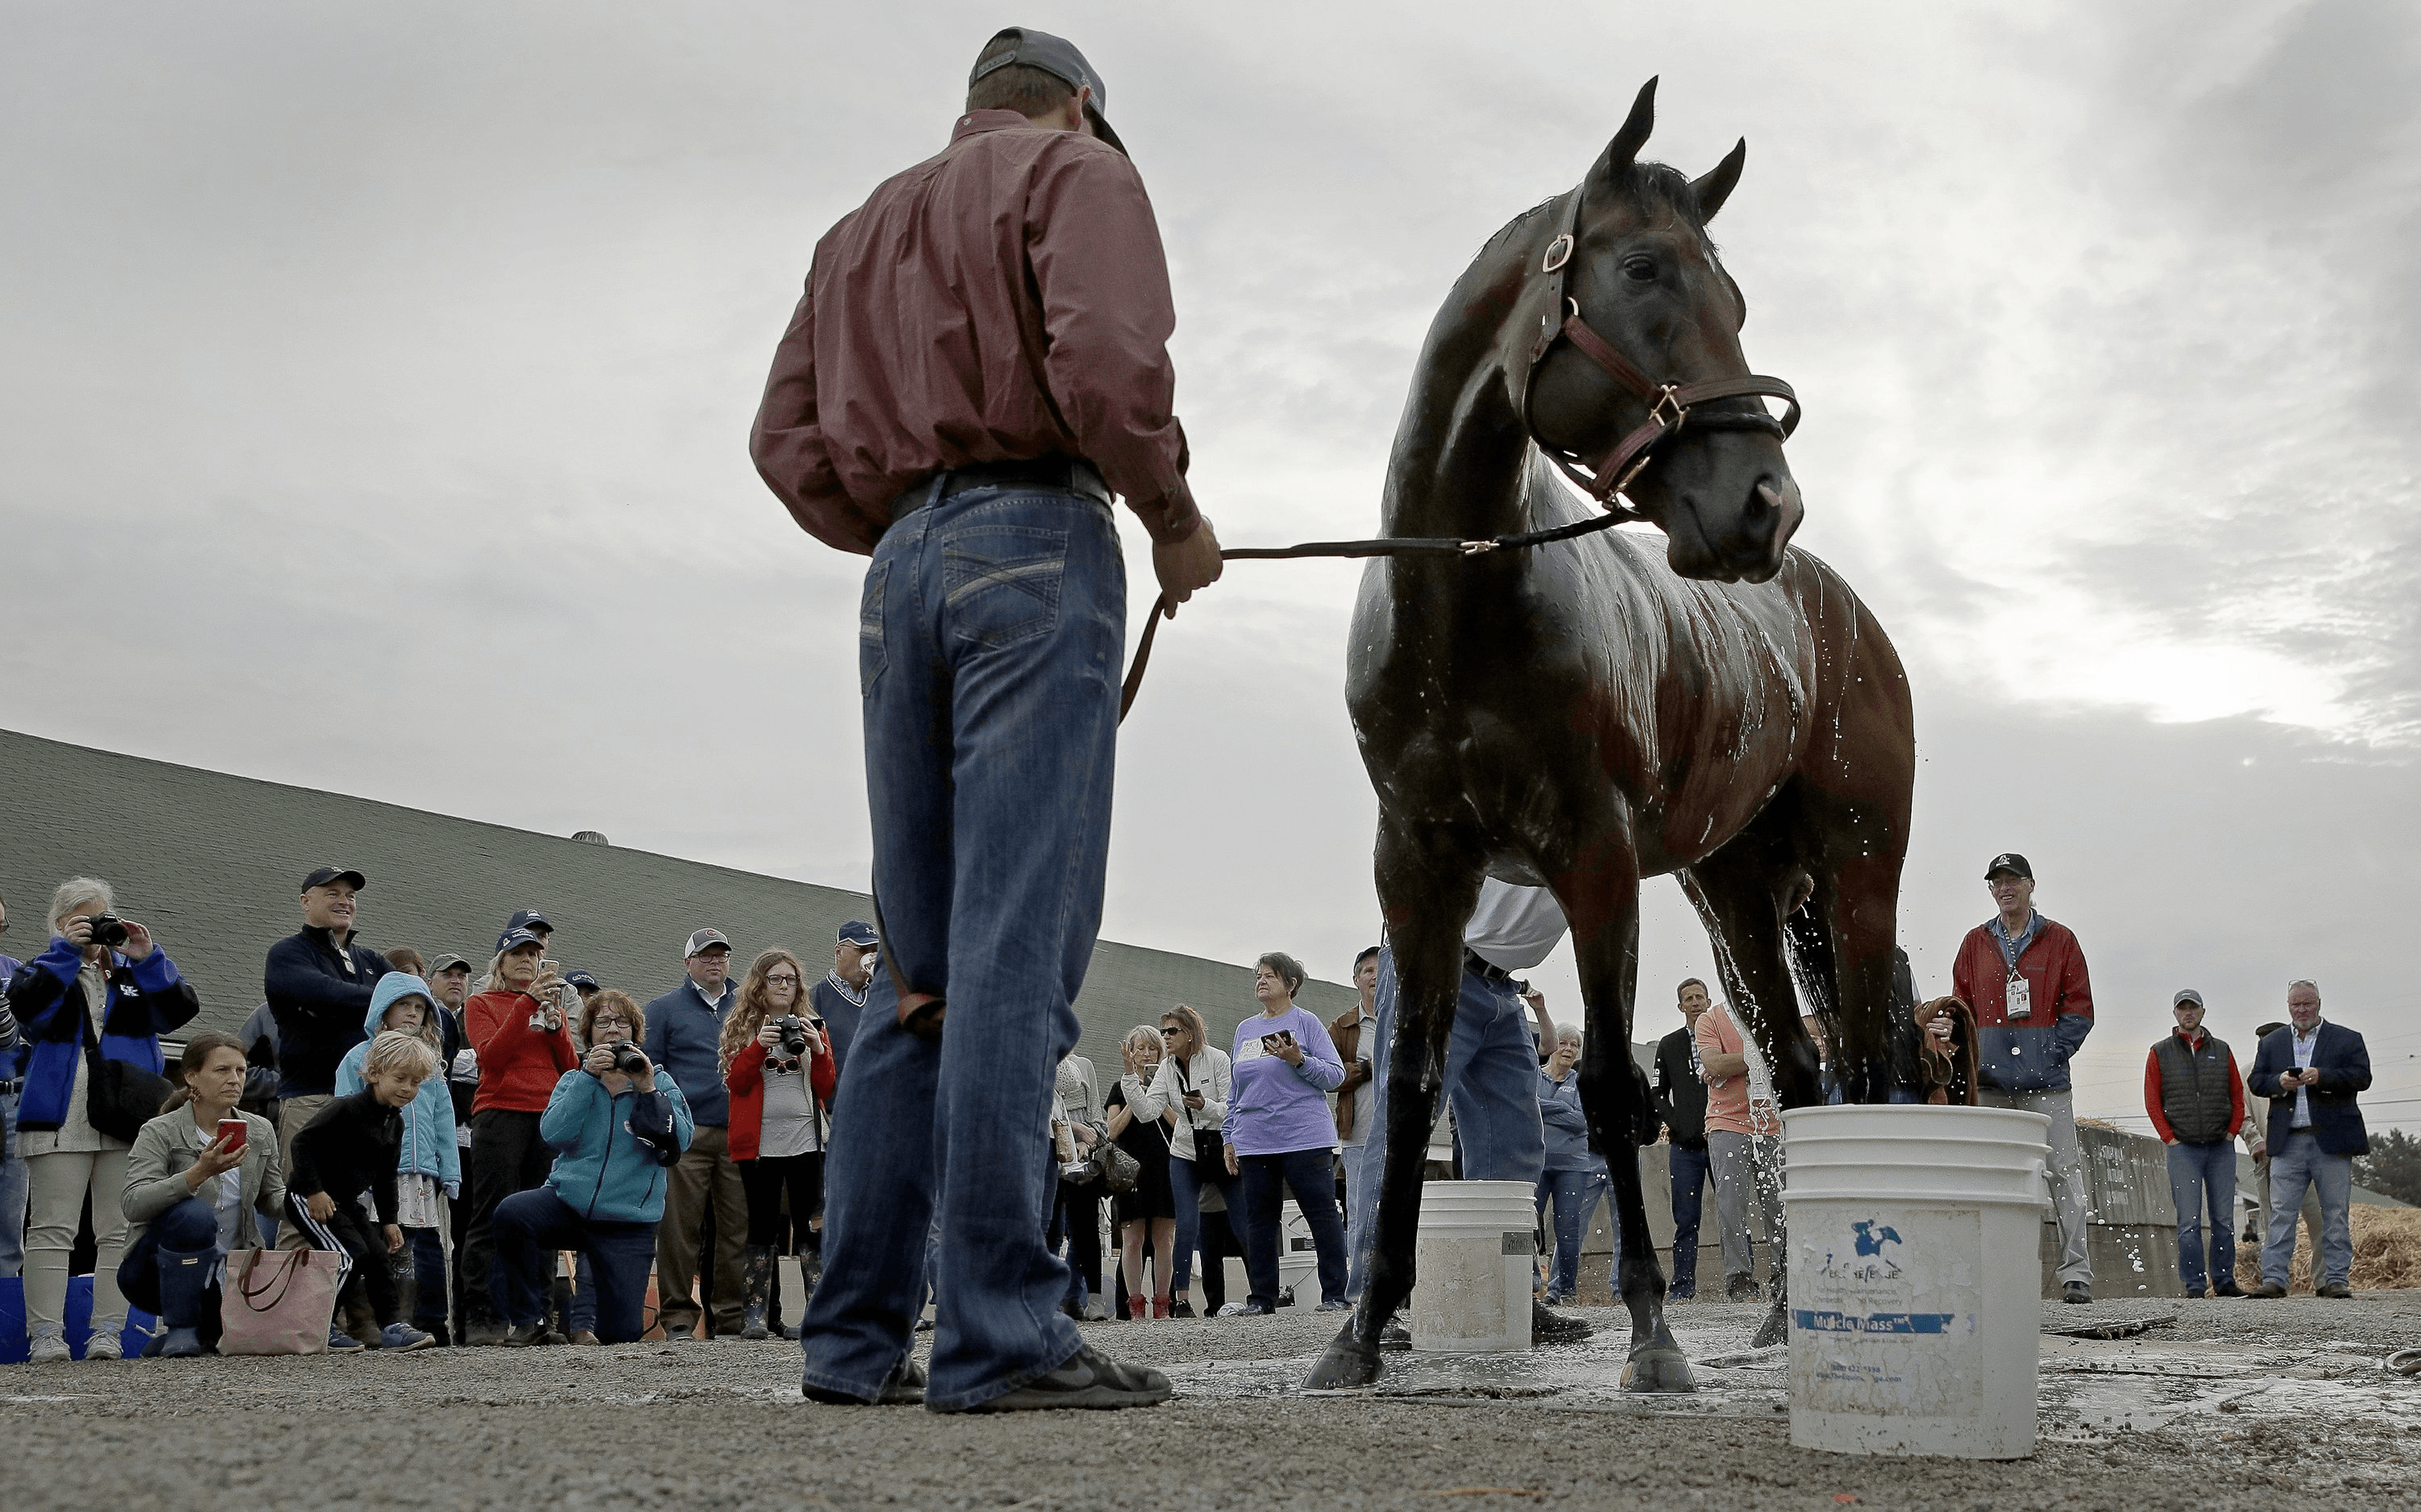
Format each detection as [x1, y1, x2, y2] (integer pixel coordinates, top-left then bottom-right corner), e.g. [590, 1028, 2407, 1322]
[642, 928, 746, 1339]
[2245, 980, 2369, 1297]
[263, 866, 390, 1172]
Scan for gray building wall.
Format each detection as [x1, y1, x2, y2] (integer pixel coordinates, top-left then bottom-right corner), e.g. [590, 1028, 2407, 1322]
[0, 728, 1355, 1067]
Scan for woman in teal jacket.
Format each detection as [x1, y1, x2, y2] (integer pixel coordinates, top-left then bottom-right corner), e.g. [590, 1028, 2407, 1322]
[336, 973, 459, 1337]
[490, 990, 692, 1345]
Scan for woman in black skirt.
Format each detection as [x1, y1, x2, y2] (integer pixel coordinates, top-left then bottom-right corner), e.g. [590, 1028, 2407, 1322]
[1103, 1025, 1177, 1318]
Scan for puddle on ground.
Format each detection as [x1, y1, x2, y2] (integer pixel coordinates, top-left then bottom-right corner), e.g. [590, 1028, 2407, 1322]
[1164, 1316, 2421, 1439]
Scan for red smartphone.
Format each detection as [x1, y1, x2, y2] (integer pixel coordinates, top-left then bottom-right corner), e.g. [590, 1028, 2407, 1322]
[215, 1117, 248, 1155]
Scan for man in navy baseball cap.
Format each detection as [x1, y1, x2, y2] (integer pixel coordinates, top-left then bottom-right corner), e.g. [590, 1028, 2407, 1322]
[813, 921, 880, 1077]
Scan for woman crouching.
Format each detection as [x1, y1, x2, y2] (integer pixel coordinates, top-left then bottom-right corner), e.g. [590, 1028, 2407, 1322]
[491, 990, 692, 1346]
[116, 1032, 286, 1356]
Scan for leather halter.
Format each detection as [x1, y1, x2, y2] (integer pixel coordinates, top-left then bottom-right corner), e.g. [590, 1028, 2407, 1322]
[1519, 186, 1800, 520]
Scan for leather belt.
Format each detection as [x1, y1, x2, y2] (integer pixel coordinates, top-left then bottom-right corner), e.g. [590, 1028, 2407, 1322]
[1463, 949, 1516, 985]
[889, 454, 1111, 528]
[0, 1079, 22, 1096]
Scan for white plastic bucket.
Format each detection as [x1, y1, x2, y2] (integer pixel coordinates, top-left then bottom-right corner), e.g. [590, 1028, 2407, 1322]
[1782, 1105, 2050, 1460]
[1411, 1180, 1534, 1353]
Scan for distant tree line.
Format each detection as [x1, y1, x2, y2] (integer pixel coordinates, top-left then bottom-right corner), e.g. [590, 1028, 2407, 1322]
[2352, 1128, 2421, 1208]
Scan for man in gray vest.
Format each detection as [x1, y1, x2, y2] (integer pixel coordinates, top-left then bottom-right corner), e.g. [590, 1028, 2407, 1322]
[2141, 988, 2248, 1297]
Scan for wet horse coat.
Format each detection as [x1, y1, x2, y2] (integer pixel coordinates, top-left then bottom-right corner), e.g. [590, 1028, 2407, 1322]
[1309, 81, 1916, 1392]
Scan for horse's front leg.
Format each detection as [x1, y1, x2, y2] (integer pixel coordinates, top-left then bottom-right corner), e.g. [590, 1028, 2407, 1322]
[1303, 821, 1479, 1390]
[1559, 837, 1696, 1393]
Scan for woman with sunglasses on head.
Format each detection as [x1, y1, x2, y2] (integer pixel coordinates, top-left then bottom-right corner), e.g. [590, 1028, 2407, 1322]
[1139, 1004, 1231, 1317]
[722, 948, 837, 1339]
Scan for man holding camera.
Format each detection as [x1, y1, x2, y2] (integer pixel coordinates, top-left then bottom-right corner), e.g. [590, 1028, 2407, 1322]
[750, 27, 1219, 1410]
[264, 866, 391, 1173]
[642, 928, 748, 1339]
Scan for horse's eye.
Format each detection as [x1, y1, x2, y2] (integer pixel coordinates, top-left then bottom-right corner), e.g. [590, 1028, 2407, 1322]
[1621, 255, 1659, 283]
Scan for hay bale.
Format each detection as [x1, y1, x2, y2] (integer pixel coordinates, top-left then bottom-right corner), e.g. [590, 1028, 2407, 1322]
[2235, 1205, 2421, 1290]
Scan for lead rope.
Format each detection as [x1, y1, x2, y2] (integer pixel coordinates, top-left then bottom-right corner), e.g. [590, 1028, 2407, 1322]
[1116, 509, 1639, 724]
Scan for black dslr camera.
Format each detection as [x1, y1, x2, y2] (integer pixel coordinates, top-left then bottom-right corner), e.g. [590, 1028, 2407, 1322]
[606, 1042, 647, 1076]
[776, 1014, 809, 1059]
[83, 914, 131, 949]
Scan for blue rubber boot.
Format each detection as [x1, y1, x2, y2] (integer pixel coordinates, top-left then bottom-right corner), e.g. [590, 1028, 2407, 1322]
[155, 1245, 217, 1358]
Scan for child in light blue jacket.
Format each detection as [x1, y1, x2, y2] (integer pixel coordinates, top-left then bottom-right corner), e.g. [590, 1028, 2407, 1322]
[337, 972, 459, 1337]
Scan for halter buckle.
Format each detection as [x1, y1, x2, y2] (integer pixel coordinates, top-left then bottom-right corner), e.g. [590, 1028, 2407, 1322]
[1541, 235, 1573, 274]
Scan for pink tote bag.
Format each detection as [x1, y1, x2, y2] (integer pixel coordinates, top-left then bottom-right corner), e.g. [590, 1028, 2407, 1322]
[219, 1248, 344, 1355]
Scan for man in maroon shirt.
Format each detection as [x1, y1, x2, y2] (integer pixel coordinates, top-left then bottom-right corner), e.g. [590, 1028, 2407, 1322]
[750, 27, 1217, 1414]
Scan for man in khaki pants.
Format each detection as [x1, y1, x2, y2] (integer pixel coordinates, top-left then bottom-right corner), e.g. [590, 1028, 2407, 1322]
[642, 929, 747, 1338]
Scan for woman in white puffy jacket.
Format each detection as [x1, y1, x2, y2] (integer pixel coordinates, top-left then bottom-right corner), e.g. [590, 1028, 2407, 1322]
[1139, 1003, 1232, 1318]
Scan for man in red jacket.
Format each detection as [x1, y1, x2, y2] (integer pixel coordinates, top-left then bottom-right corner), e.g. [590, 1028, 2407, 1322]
[750, 27, 1219, 1414]
[2143, 989, 2247, 1297]
[1950, 853, 2097, 1303]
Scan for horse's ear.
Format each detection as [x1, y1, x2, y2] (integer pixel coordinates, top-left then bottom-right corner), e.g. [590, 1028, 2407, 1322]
[1691, 138, 1747, 223]
[1595, 77, 1658, 184]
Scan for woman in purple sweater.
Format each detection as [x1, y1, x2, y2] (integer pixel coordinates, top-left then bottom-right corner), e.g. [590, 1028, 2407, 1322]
[1222, 952, 1348, 1314]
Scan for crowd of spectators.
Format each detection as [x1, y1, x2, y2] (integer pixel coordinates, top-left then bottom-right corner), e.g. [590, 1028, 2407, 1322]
[0, 842, 2384, 1365]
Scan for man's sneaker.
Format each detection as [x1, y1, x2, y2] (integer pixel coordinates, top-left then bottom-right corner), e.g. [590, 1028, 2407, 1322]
[959, 1346, 1172, 1413]
[2213, 1279, 2246, 1298]
[665, 1323, 699, 1343]
[2247, 1280, 2288, 1298]
[1724, 1276, 1762, 1304]
[1668, 1284, 1696, 1301]
[1314, 1298, 1353, 1313]
[1213, 1301, 1256, 1318]
[2061, 1281, 2093, 1305]
[500, 1322, 549, 1347]
[1081, 1298, 1110, 1322]
[27, 1326, 70, 1364]
[1379, 1322, 1413, 1351]
[2317, 1281, 2354, 1298]
[378, 1322, 436, 1351]
[2185, 1286, 2206, 1299]
[83, 1330, 123, 1360]
[571, 1330, 602, 1346]
[803, 1357, 927, 1406]
[1169, 1298, 1196, 1318]
[464, 1319, 508, 1347]
[1532, 1301, 1595, 1346]
[326, 1324, 366, 1353]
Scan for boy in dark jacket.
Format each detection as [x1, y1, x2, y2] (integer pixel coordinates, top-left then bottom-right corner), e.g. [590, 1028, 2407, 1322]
[287, 1030, 439, 1351]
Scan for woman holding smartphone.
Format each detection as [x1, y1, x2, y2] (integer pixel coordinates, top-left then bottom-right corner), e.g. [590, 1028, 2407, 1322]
[1141, 1004, 1231, 1318]
[117, 1031, 286, 1356]
[1223, 952, 1348, 1315]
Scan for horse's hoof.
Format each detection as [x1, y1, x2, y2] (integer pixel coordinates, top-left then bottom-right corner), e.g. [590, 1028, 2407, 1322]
[1749, 1300, 1789, 1351]
[1620, 1343, 1696, 1393]
[1303, 1332, 1385, 1389]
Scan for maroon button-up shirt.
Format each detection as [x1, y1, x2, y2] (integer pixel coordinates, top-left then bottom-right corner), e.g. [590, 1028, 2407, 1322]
[750, 110, 1199, 556]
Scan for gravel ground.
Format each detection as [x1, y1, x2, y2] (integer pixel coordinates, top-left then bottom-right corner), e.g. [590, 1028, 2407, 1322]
[6, 1293, 2418, 1510]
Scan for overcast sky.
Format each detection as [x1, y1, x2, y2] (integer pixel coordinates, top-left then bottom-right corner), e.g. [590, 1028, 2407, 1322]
[4, 2, 2415, 1134]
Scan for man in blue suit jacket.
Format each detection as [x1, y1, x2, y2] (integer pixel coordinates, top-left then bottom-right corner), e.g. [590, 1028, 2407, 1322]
[2244, 980, 2369, 1297]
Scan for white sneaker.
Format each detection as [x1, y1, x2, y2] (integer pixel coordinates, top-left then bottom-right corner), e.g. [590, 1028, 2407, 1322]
[84, 1330, 124, 1360]
[27, 1327, 70, 1363]
[1214, 1302, 1255, 1318]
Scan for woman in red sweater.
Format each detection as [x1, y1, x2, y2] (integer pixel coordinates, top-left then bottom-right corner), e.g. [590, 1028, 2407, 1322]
[721, 948, 836, 1339]
[458, 927, 579, 1343]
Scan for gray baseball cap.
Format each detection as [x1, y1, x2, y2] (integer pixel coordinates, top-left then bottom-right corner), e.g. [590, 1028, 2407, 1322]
[970, 27, 1127, 157]
[2173, 988, 2204, 1008]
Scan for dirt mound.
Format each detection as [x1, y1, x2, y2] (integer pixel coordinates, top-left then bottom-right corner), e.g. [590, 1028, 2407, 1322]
[2238, 1205, 2421, 1290]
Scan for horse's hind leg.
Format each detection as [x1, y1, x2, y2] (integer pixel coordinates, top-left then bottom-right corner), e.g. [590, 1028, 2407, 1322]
[1556, 836, 1693, 1392]
[1302, 820, 1480, 1391]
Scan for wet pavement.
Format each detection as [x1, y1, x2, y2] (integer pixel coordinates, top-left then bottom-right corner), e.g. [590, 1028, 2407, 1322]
[5, 1293, 2418, 1509]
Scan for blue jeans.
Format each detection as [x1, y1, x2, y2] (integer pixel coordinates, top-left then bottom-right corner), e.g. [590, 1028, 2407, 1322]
[2262, 1132, 2353, 1289]
[491, 1187, 655, 1343]
[406, 1226, 450, 1334]
[566, 1249, 597, 1335]
[1168, 1151, 1234, 1294]
[112, 1197, 223, 1326]
[0, 1086, 26, 1278]
[2165, 1139, 2236, 1293]
[1667, 1143, 1710, 1292]
[1535, 1168, 1609, 1301]
[1346, 952, 1548, 1300]
[800, 482, 1121, 1411]
[1236, 1147, 1347, 1308]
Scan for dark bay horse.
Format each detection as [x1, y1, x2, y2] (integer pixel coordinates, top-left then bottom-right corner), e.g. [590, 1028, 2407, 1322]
[1307, 80, 1916, 1393]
